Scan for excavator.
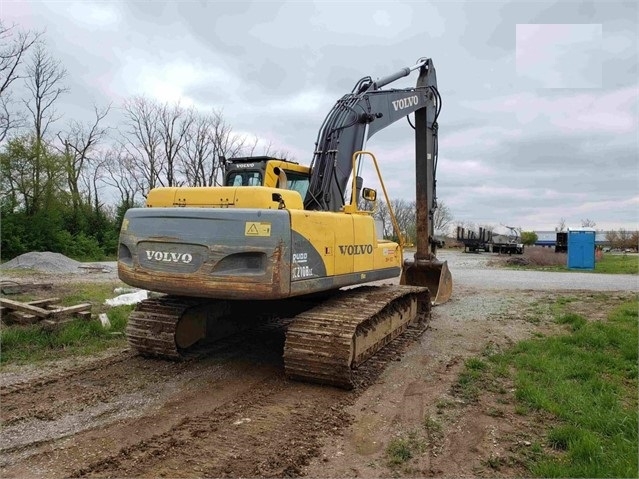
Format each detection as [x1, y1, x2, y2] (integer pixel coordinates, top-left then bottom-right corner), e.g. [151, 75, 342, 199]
[117, 57, 453, 388]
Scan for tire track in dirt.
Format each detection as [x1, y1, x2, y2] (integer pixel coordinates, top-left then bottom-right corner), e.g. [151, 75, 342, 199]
[71, 376, 328, 478]
[1, 350, 131, 396]
[0, 318, 291, 428]
[1, 353, 179, 426]
[68, 323, 429, 478]
[1, 314, 430, 478]
[0, 321, 290, 478]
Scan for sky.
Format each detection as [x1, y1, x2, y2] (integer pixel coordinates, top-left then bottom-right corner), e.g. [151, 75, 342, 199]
[2, 0, 638, 234]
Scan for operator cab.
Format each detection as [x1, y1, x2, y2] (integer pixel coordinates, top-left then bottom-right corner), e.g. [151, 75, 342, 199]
[224, 156, 311, 199]
[224, 156, 267, 187]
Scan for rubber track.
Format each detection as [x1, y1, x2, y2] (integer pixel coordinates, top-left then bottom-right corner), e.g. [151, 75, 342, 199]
[126, 296, 215, 359]
[283, 285, 429, 389]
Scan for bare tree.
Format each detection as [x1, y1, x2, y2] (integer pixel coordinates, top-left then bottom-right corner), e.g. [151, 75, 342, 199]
[0, 22, 41, 95]
[372, 199, 392, 237]
[605, 229, 618, 247]
[123, 99, 293, 193]
[555, 217, 567, 232]
[2, 45, 68, 214]
[180, 109, 258, 187]
[260, 139, 293, 161]
[24, 44, 68, 143]
[158, 101, 193, 187]
[121, 96, 162, 195]
[387, 198, 415, 244]
[602, 228, 637, 250]
[180, 111, 216, 186]
[615, 228, 633, 250]
[581, 218, 597, 228]
[377, 199, 454, 242]
[102, 145, 142, 213]
[212, 119, 252, 172]
[433, 200, 453, 235]
[84, 153, 107, 213]
[57, 104, 111, 211]
[180, 110, 233, 187]
[0, 21, 41, 141]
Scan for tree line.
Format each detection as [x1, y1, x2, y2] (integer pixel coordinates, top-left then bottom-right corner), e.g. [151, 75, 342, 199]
[0, 23, 286, 260]
[1, 22, 459, 261]
[365, 198, 453, 245]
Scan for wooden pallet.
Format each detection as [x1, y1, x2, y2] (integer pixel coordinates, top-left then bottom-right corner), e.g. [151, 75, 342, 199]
[0, 297, 92, 326]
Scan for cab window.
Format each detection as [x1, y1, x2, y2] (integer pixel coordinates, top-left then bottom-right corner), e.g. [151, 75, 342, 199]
[226, 171, 262, 186]
[279, 171, 310, 198]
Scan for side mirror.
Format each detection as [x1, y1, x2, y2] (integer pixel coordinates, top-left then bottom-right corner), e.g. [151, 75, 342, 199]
[362, 187, 377, 202]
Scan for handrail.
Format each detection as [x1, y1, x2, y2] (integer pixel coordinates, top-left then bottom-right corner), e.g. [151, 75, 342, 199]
[345, 150, 405, 254]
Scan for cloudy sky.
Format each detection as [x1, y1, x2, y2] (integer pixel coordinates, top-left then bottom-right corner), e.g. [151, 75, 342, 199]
[3, 0, 638, 233]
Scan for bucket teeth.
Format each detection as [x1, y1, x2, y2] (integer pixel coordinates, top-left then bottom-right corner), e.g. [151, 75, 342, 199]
[400, 259, 453, 305]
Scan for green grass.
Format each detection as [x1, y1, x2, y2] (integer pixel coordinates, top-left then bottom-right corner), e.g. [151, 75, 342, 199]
[5, 282, 123, 308]
[1, 281, 131, 365]
[56, 282, 125, 307]
[453, 296, 638, 478]
[386, 438, 413, 465]
[513, 300, 638, 478]
[594, 254, 638, 274]
[452, 357, 489, 402]
[0, 305, 131, 365]
[506, 253, 638, 274]
[423, 415, 443, 435]
[386, 431, 427, 466]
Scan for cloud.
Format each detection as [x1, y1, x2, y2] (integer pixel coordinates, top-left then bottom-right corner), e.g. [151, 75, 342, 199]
[461, 86, 638, 135]
[516, 23, 602, 88]
[114, 56, 238, 106]
[63, 2, 121, 30]
[2, 0, 637, 232]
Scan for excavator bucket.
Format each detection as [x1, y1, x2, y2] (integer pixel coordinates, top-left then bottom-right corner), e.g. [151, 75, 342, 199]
[400, 258, 453, 305]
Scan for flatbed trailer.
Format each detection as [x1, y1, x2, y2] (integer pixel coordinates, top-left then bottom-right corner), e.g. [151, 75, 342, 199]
[456, 226, 524, 255]
[456, 226, 492, 253]
[491, 242, 524, 255]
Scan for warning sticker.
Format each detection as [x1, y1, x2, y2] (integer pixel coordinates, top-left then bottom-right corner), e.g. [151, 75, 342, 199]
[245, 222, 271, 237]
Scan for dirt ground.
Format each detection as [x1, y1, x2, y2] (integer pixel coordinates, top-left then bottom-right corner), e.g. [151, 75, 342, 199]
[0, 255, 635, 478]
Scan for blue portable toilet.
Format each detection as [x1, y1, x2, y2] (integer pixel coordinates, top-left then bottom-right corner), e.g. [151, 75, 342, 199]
[567, 229, 596, 269]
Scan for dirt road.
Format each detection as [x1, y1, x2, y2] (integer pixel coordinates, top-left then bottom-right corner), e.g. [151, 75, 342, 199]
[1, 251, 635, 478]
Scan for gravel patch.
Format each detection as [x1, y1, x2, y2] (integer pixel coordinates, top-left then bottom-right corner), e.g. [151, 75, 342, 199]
[0, 252, 116, 276]
[404, 249, 493, 270]
[451, 268, 637, 292]
[1, 252, 82, 274]
[404, 250, 638, 292]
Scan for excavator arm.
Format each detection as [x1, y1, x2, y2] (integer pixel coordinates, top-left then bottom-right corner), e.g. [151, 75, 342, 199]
[304, 57, 451, 304]
[304, 58, 440, 223]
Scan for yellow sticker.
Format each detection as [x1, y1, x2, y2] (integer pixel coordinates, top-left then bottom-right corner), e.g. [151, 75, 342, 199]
[121, 218, 129, 231]
[245, 222, 271, 237]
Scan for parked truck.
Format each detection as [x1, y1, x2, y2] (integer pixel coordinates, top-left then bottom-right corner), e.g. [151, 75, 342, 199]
[456, 225, 524, 255]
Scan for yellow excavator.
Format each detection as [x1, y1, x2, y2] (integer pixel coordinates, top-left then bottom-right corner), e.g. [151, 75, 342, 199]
[117, 58, 452, 388]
